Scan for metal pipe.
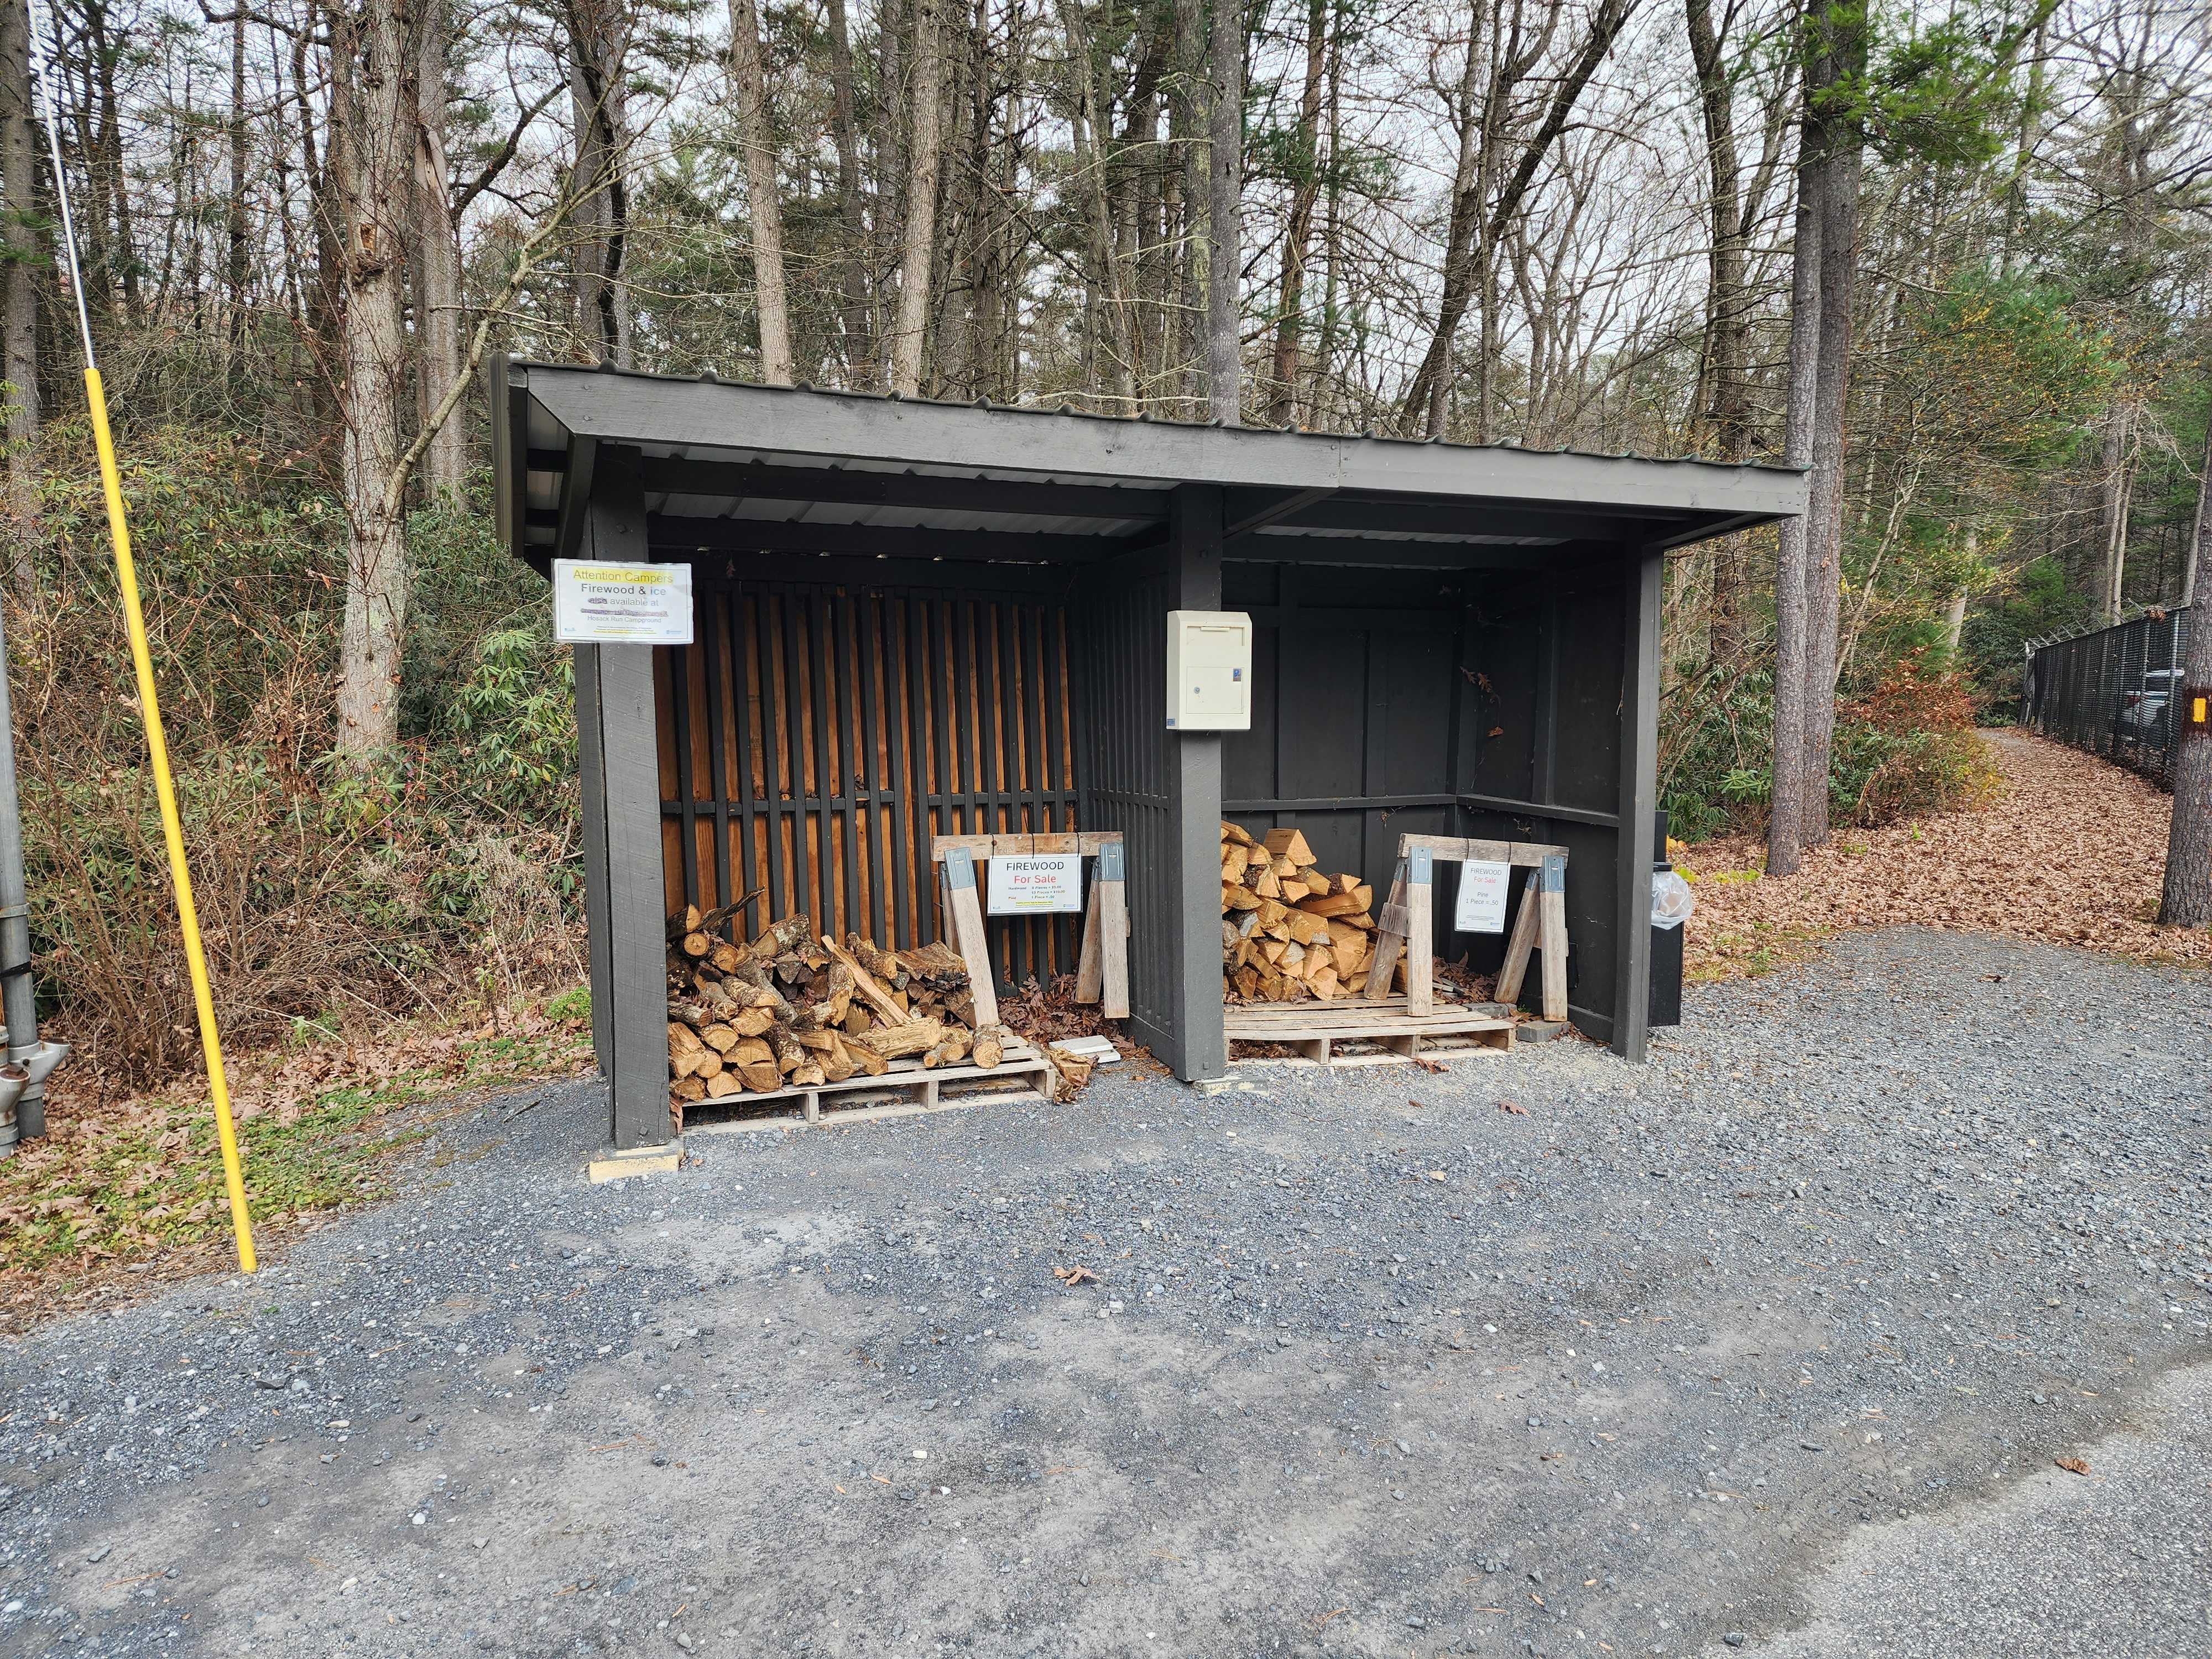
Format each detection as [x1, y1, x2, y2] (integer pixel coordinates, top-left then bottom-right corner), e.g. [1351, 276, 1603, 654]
[0, 593, 37, 1151]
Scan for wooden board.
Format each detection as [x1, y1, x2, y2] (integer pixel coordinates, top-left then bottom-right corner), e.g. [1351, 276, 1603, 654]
[1095, 837, 1130, 1019]
[1405, 848, 1435, 1017]
[1230, 1027, 1515, 1067]
[1363, 860, 1410, 1001]
[679, 1036, 1055, 1133]
[1225, 999, 1515, 1067]
[1537, 852, 1569, 1023]
[1224, 1004, 1512, 1040]
[931, 831, 1129, 859]
[1397, 833, 1570, 866]
[1074, 879, 1104, 1001]
[939, 847, 1000, 1027]
[1495, 874, 1542, 1004]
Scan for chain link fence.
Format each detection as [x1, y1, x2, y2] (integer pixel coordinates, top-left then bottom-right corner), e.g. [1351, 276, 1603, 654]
[2023, 605, 2194, 786]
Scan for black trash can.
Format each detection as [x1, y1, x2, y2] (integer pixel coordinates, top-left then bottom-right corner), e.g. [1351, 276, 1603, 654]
[1648, 810, 1683, 1028]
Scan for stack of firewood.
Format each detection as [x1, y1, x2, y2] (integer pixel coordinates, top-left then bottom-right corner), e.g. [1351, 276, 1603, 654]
[665, 902, 1007, 1106]
[1219, 823, 1385, 1002]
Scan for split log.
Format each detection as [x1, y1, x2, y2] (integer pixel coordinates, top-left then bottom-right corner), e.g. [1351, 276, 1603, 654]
[753, 912, 816, 956]
[1264, 828, 1315, 867]
[820, 936, 911, 1025]
[970, 1030, 1004, 1070]
[842, 933, 909, 989]
[704, 1071, 742, 1099]
[854, 1018, 947, 1061]
[766, 1022, 807, 1075]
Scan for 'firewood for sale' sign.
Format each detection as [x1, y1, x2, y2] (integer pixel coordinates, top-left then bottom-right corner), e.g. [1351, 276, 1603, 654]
[987, 853, 1085, 914]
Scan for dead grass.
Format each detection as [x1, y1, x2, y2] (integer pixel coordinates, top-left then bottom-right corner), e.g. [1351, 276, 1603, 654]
[1680, 729, 2212, 982]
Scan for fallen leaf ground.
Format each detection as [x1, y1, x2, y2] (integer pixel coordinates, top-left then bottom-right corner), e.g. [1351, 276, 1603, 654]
[1679, 727, 2212, 980]
[0, 997, 593, 1333]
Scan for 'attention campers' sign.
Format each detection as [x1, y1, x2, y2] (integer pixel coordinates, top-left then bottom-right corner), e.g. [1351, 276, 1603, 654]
[986, 852, 1085, 915]
[553, 559, 694, 645]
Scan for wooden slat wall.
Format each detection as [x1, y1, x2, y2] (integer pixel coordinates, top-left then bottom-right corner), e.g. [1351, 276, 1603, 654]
[653, 577, 1083, 989]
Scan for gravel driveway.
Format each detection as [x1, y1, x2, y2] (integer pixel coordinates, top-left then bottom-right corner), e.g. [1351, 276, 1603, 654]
[1, 926, 2208, 1658]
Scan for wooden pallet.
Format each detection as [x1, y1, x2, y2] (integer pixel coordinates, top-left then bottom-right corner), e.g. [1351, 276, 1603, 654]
[1225, 997, 1515, 1066]
[681, 1037, 1055, 1134]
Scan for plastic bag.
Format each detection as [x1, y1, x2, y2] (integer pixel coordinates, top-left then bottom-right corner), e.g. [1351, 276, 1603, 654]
[1650, 868, 1695, 930]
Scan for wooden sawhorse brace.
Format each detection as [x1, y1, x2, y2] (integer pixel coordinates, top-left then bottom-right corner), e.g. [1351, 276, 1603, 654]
[927, 832, 1130, 1021]
[1364, 833, 1570, 1021]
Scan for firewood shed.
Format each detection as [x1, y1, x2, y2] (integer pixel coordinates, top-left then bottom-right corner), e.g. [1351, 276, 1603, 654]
[491, 359, 1806, 1148]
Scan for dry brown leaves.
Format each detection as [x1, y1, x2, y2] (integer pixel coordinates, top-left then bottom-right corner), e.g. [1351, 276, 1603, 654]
[999, 975, 1134, 1055]
[1681, 732, 2212, 980]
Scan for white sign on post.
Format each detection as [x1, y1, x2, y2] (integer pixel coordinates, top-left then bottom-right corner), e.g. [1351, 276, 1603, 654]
[553, 559, 694, 645]
[1454, 859, 1511, 933]
[986, 852, 1085, 915]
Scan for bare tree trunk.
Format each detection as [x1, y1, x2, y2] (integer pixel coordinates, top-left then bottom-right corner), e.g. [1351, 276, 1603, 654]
[1798, 7, 1864, 853]
[728, 0, 792, 384]
[890, 0, 942, 396]
[1400, 0, 1633, 437]
[414, 0, 469, 499]
[1766, 69, 1826, 878]
[1685, 0, 1752, 663]
[1942, 526, 1976, 654]
[330, 0, 416, 758]
[2183, 415, 2210, 609]
[226, 8, 250, 350]
[0, 0, 38, 581]
[2098, 406, 2136, 623]
[1205, 0, 1241, 423]
[1419, 11, 1486, 439]
[1171, 0, 1206, 411]
[1799, 142, 1856, 848]
[1063, 0, 1134, 407]
[83, 0, 140, 325]
[824, 0, 873, 384]
[566, 0, 633, 367]
[2160, 436, 2212, 926]
[1265, 0, 1326, 427]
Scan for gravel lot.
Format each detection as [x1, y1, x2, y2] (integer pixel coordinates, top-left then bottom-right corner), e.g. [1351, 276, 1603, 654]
[1, 925, 2208, 1658]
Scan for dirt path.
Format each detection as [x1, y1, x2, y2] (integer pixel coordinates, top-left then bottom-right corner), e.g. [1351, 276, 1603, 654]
[1681, 729, 2212, 980]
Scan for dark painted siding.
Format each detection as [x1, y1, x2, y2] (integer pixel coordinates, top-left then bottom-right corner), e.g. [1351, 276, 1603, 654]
[1074, 551, 1181, 1055]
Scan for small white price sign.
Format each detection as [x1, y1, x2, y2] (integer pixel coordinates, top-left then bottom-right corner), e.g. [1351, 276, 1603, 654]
[986, 852, 1085, 915]
[1454, 859, 1510, 933]
[553, 559, 693, 645]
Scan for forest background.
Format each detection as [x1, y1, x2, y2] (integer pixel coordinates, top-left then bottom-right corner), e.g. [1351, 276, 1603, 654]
[0, 0, 2206, 1092]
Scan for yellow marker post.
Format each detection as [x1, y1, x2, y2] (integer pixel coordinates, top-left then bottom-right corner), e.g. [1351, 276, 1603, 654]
[31, 18, 254, 1271]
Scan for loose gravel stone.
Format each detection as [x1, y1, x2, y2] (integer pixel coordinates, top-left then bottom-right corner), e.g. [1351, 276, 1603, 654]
[0, 927, 2204, 1658]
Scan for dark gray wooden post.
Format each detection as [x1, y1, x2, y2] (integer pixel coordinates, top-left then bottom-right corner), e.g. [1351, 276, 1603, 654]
[575, 446, 672, 1146]
[573, 644, 614, 1070]
[1167, 484, 1228, 1082]
[1611, 547, 1663, 1061]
